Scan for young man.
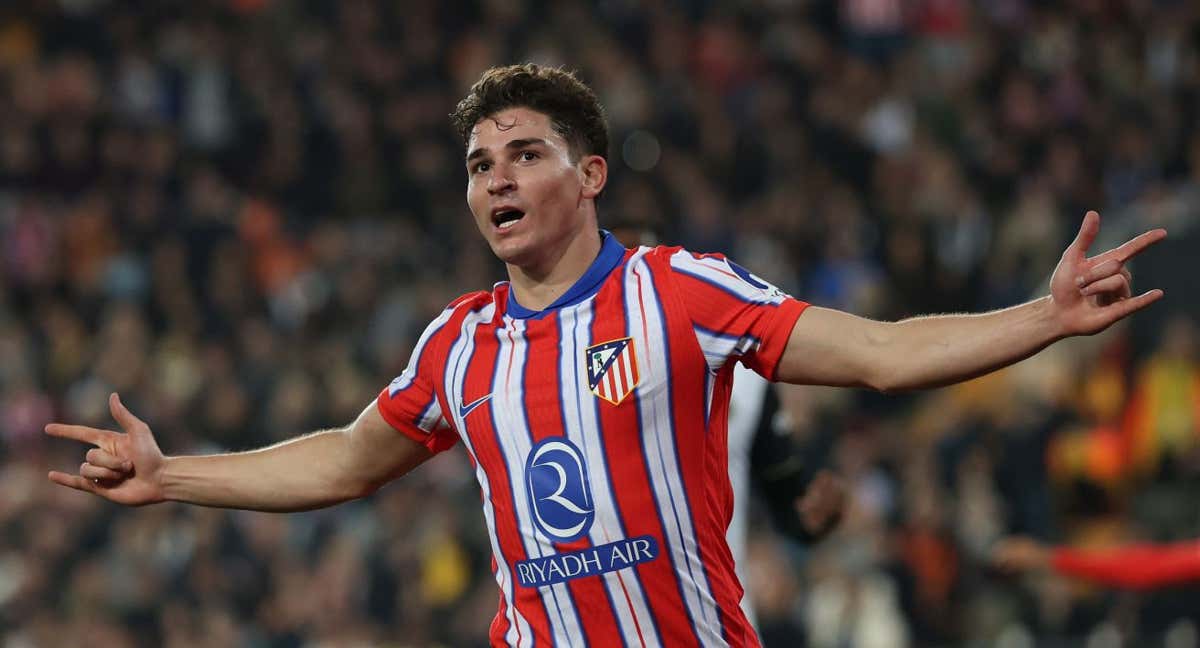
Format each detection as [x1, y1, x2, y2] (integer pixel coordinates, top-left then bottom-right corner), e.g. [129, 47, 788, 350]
[47, 64, 1165, 647]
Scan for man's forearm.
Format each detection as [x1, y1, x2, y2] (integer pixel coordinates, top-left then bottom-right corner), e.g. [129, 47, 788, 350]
[161, 428, 370, 512]
[781, 217, 1164, 390]
[874, 296, 1065, 392]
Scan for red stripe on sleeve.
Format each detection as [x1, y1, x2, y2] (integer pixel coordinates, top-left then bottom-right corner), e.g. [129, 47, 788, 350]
[750, 298, 808, 381]
[659, 248, 809, 381]
[375, 398, 453, 453]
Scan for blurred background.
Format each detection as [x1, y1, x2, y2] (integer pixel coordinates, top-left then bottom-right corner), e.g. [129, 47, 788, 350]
[1, 0, 1199, 646]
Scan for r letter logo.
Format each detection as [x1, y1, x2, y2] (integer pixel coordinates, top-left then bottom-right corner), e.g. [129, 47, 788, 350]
[525, 437, 595, 542]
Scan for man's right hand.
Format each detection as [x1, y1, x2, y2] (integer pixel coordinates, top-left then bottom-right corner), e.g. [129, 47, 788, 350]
[45, 392, 166, 506]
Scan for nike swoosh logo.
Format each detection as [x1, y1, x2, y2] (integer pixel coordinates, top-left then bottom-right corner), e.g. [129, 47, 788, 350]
[459, 393, 493, 418]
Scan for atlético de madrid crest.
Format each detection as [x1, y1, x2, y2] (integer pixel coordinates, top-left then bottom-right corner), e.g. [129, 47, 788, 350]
[585, 337, 640, 405]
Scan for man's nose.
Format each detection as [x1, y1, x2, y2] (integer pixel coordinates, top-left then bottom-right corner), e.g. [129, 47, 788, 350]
[487, 166, 515, 194]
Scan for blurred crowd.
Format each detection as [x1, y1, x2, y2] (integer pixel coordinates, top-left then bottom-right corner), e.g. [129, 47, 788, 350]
[1, 0, 1199, 646]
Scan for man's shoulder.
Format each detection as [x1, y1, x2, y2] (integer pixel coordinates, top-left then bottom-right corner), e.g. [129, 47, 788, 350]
[638, 245, 730, 264]
[624, 244, 720, 268]
[638, 246, 738, 279]
[445, 288, 497, 312]
[418, 289, 498, 337]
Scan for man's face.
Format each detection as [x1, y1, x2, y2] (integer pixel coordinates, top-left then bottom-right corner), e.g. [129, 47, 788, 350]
[466, 107, 592, 270]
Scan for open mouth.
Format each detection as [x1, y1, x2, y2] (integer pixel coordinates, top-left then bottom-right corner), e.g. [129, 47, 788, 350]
[493, 209, 525, 230]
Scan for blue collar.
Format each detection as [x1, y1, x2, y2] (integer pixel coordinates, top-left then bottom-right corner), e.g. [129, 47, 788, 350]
[506, 231, 626, 320]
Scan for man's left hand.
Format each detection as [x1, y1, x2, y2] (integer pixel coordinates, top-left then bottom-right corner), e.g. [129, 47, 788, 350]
[1050, 210, 1166, 337]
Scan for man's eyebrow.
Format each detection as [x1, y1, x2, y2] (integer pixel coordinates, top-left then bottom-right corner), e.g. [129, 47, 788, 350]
[506, 138, 548, 149]
[466, 138, 549, 162]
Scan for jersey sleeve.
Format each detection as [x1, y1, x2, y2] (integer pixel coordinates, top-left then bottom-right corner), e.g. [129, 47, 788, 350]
[1052, 540, 1200, 590]
[664, 248, 808, 380]
[376, 307, 458, 454]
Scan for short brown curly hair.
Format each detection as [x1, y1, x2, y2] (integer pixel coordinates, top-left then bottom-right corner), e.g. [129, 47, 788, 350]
[451, 64, 609, 162]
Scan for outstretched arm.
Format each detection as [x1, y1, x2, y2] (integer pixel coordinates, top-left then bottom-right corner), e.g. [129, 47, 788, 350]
[992, 536, 1200, 590]
[1052, 541, 1200, 589]
[775, 212, 1165, 391]
[46, 393, 432, 511]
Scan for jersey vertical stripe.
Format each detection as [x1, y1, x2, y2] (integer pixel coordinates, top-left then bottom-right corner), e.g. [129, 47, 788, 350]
[647, 256, 749, 644]
[441, 302, 536, 648]
[488, 317, 576, 645]
[487, 333, 521, 646]
[487, 316, 576, 643]
[645, 255, 741, 644]
[559, 300, 653, 647]
[627, 255, 729, 646]
[493, 582, 511, 644]
[520, 312, 590, 638]
[475, 310, 563, 647]
[703, 370, 716, 429]
[589, 250, 694, 646]
[544, 308, 627, 647]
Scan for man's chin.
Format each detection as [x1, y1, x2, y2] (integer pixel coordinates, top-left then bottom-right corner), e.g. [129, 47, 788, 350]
[490, 239, 537, 268]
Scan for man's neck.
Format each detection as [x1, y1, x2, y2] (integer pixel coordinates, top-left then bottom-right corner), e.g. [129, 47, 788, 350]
[506, 228, 603, 312]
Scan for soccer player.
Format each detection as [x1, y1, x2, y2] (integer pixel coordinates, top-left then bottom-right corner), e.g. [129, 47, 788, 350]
[46, 64, 1165, 647]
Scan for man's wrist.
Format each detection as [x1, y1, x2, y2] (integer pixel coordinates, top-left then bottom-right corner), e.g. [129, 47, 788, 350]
[1035, 295, 1072, 342]
[158, 455, 182, 503]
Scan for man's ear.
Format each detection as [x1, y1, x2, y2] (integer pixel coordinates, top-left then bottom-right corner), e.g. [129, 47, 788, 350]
[580, 155, 608, 200]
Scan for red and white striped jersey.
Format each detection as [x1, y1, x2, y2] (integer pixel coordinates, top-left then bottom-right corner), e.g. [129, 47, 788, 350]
[377, 233, 808, 647]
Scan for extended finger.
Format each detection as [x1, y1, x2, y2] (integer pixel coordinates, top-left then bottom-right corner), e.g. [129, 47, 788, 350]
[86, 448, 132, 472]
[1100, 288, 1164, 321]
[79, 462, 126, 482]
[1081, 273, 1130, 297]
[44, 423, 110, 446]
[109, 393, 147, 434]
[48, 470, 98, 493]
[1090, 228, 1168, 265]
[1066, 211, 1100, 260]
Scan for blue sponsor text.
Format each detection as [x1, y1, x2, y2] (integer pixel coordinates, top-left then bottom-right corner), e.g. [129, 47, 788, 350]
[515, 535, 659, 588]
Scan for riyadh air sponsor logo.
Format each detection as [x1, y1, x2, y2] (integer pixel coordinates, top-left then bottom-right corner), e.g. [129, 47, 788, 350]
[525, 437, 595, 542]
[515, 535, 660, 588]
[585, 337, 640, 405]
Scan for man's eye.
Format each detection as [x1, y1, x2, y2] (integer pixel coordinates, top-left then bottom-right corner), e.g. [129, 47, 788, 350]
[473, 162, 490, 173]
[520, 151, 538, 161]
